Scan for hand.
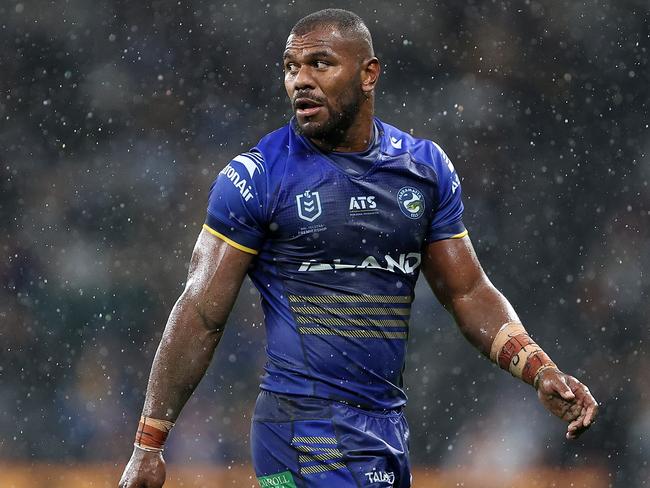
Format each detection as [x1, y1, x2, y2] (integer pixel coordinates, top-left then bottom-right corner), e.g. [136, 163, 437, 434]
[536, 368, 599, 440]
[118, 447, 166, 488]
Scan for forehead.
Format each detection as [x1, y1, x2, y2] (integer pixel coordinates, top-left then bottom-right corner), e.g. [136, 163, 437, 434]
[283, 28, 354, 58]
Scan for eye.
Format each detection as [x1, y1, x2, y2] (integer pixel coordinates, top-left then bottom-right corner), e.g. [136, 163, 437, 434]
[284, 62, 298, 74]
[314, 60, 329, 69]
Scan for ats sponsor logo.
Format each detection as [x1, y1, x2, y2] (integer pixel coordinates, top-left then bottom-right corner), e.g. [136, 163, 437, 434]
[349, 195, 378, 216]
[298, 252, 421, 274]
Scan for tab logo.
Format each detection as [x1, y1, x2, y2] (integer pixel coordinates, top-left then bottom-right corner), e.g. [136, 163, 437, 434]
[364, 470, 395, 485]
[296, 190, 322, 222]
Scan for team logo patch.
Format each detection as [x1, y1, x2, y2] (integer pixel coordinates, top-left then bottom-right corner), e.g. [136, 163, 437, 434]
[257, 470, 297, 488]
[296, 190, 322, 222]
[397, 186, 425, 219]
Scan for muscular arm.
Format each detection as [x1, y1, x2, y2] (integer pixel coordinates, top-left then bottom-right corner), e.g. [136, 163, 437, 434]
[421, 236, 598, 439]
[119, 230, 254, 488]
[421, 236, 517, 354]
[142, 229, 254, 420]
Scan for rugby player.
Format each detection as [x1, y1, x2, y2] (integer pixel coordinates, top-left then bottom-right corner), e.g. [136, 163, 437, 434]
[119, 9, 598, 488]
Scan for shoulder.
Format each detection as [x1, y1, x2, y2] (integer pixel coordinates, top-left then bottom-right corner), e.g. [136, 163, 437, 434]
[220, 123, 291, 185]
[253, 123, 292, 168]
[377, 118, 451, 173]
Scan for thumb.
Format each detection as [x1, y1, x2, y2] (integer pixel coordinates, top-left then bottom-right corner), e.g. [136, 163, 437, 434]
[557, 376, 575, 400]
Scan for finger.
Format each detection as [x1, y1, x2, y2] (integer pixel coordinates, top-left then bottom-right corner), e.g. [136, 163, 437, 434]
[566, 423, 581, 440]
[555, 376, 576, 400]
[567, 417, 586, 438]
[540, 373, 575, 400]
[569, 381, 598, 415]
[570, 415, 584, 430]
[567, 377, 595, 404]
[567, 405, 596, 438]
[567, 421, 590, 440]
[583, 401, 598, 426]
[566, 427, 582, 440]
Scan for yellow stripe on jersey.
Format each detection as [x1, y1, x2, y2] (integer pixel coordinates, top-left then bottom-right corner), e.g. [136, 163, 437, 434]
[289, 294, 411, 304]
[295, 315, 408, 328]
[299, 453, 342, 462]
[292, 306, 410, 316]
[202, 224, 258, 255]
[292, 436, 338, 445]
[298, 327, 408, 340]
[294, 446, 343, 455]
[450, 230, 469, 239]
[300, 462, 346, 475]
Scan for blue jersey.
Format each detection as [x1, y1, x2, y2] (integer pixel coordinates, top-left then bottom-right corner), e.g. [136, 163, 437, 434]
[205, 118, 466, 409]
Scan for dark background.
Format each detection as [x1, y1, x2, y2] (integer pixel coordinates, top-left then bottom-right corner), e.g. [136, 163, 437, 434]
[1, 0, 648, 485]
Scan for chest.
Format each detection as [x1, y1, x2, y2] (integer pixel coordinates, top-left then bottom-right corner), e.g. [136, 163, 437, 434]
[266, 154, 438, 263]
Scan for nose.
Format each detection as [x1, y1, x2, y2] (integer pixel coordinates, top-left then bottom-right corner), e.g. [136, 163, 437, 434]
[292, 65, 316, 91]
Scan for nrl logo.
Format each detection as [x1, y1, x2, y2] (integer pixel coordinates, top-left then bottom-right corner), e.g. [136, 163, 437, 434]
[296, 190, 322, 222]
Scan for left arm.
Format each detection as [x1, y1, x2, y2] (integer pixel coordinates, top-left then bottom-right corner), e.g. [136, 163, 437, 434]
[421, 236, 598, 439]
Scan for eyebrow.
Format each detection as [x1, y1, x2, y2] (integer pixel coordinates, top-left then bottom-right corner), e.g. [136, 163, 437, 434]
[283, 49, 335, 60]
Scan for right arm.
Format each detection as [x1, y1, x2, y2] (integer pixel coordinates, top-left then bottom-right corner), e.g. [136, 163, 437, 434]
[119, 229, 254, 488]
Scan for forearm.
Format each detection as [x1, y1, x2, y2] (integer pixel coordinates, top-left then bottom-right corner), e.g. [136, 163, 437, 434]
[446, 278, 557, 386]
[445, 277, 519, 357]
[422, 239, 597, 438]
[141, 293, 224, 421]
[423, 238, 555, 386]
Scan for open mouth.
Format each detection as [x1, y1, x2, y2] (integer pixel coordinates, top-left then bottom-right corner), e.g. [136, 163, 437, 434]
[294, 98, 323, 117]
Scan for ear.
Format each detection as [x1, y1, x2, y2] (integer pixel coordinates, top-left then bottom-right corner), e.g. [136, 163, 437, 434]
[361, 57, 380, 93]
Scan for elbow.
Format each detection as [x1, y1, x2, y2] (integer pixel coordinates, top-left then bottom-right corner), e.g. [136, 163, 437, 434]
[449, 274, 495, 308]
[176, 290, 226, 334]
[195, 306, 226, 334]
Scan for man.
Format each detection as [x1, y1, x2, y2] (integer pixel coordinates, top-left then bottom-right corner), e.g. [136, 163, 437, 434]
[119, 9, 598, 488]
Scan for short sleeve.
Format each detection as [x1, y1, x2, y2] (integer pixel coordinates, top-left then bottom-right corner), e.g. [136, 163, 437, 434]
[204, 150, 268, 254]
[425, 144, 467, 242]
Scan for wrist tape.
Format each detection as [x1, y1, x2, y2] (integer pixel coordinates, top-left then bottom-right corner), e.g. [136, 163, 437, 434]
[490, 322, 556, 387]
[134, 415, 174, 452]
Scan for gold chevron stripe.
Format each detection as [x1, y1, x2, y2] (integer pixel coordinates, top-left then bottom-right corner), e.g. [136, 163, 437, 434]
[296, 315, 408, 328]
[291, 306, 410, 316]
[299, 453, 342, 462]
[289, 295, 411, 304]
[295, 446, 343, 455]
[298, 327, 407, 340]
[300, 462, 346, 475]
[292, 436, 338, 445]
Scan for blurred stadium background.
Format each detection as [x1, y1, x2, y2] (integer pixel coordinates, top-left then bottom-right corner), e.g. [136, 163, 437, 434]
[1, 0, 648, 486]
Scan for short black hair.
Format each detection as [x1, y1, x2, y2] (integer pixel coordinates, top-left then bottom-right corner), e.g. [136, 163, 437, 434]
[290, 9, 374, 56]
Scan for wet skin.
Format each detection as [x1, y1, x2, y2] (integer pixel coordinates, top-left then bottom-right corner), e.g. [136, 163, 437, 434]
[283, 27, 380, 152]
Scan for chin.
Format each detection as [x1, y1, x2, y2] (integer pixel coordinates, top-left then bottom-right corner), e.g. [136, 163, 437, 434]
[295, 118, 328, 138]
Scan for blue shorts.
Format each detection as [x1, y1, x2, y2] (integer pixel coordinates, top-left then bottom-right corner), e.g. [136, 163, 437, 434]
[251, 390, 411, 488]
